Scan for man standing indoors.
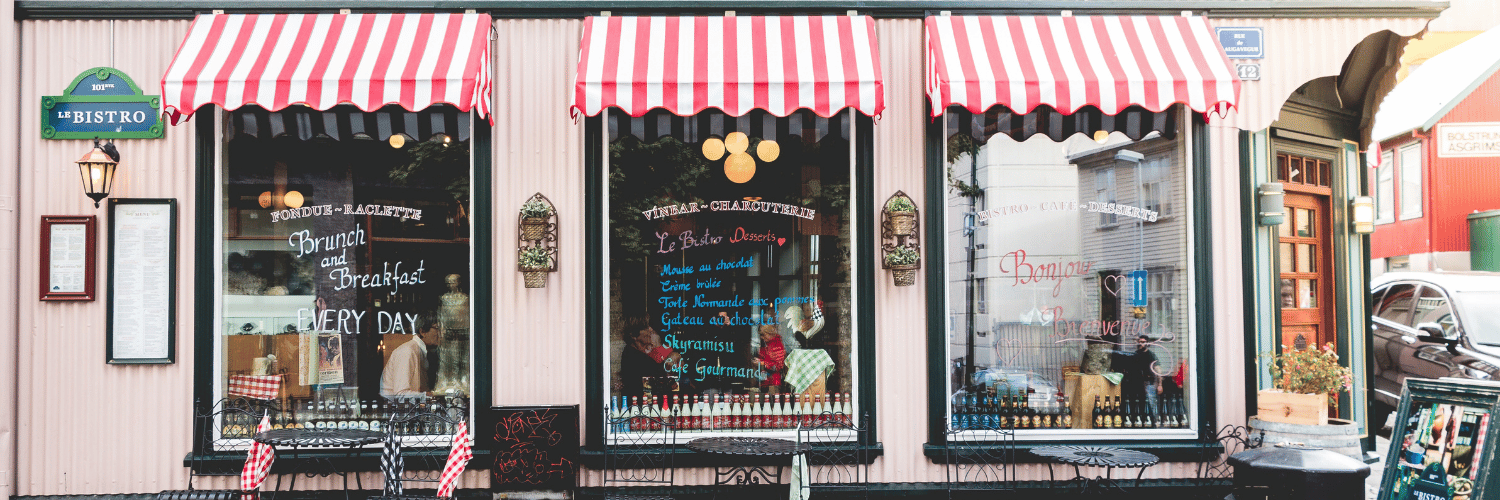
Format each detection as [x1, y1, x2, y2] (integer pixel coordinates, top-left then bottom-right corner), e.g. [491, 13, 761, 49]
[381, 315, 442, 398]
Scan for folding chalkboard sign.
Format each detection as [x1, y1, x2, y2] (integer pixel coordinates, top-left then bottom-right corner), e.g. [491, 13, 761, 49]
[41, 67, 165, 140]
[1378, 378, 1500, 500]
[482, 405, 580, 491]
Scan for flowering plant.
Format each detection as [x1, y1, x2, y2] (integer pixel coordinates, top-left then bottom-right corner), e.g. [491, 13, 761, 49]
[1266, 342, 1353, 403]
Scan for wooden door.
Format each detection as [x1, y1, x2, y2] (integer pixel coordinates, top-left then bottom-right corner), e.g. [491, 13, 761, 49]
[1278, 192, 1334, 351]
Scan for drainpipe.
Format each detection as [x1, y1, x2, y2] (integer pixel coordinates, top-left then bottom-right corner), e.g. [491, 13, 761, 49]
[0, 0, 21, 497]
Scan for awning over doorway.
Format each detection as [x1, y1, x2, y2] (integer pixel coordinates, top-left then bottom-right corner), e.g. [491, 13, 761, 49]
[161, 13, 493, 125]
[571, 15, 885, 118]
[925, 15, 1239, 117]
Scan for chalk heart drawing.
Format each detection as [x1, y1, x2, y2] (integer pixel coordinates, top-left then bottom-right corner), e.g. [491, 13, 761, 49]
[1102, 274, 1124, 297]
[778, 237, 786, 246]
[999, 338, 1022, 365]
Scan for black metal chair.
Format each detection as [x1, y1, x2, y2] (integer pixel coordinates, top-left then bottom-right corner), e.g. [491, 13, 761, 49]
[795, 411, 871, 500]
[943, 421, 1017, 500]
[602, 405, 677, 500]
[371, 397, 471, 500]
[1195, 423, 1266, 499]
[158, 398, 282, 500]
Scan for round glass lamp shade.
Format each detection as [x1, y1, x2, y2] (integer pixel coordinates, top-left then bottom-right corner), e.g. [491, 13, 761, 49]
[724, 152, 756, 183]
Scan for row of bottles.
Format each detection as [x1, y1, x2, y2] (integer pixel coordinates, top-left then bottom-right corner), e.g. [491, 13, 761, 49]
[221, 397, 469, 436]
[608, 393, 855, 433]
[1090, 394, 1189, 429]
[952, 390, 1072, 430]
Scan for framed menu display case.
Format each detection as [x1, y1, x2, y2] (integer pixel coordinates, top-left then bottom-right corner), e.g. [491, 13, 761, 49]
[106, 198, 177, 364]
[40, 215, 96, 301]
[1379, 378, 1500, 500]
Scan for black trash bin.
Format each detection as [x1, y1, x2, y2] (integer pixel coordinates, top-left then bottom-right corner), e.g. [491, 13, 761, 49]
[1227, 444, 1371, 500]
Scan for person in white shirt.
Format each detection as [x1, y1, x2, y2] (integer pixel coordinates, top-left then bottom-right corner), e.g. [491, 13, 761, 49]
[380, 316, 442, 398]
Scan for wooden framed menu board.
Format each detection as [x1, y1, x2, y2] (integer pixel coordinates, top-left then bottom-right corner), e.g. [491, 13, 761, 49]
[1379, 378, 1500, 500]
[106, 198, 177, 364]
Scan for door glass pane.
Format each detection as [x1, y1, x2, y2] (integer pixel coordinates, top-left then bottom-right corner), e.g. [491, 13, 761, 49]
[1296, 208, 1313, 237]
[1280, 243, 1293, 274]
[1299, 279, 1317, 309]
[1297, 244, 1314, 273]
[1278, 213, 1292, 238]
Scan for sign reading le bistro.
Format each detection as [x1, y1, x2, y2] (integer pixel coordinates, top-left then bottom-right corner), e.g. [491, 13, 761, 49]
[41, 67, 165, 140]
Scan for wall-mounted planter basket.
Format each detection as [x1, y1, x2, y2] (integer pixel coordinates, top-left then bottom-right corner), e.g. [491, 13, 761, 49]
[881, 191, 921, 287]
[517, 193, 558, 289]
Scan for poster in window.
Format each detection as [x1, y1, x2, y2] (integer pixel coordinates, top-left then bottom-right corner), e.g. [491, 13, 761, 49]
[106, 198, 176, 364]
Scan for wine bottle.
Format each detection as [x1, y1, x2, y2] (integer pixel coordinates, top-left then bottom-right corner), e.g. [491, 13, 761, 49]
[1123, 397, 1136, 428]
[1176, 395, 1189, 428]
[1062, 394, 1073, 429]
[1092, 396, 1103, 428]
[1110, 396, 1122, 428]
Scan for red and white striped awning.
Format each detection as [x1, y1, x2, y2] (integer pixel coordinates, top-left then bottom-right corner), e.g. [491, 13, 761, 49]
[161, 13, 492, 125]
[572, 15, 884, 118]
[925, 15, 1239, 117]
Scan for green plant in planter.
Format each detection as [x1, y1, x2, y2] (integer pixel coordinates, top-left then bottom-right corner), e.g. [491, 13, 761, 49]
[886, 196, 916, 213]
[1265, 342, 1353, 404]
[884, 246, 919, 267]
[519, 246, 554, 270]
[520, 198, 553, 219]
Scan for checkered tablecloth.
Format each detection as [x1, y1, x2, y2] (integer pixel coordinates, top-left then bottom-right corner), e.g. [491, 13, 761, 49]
[228, 375, 282, 400]
[785, 349, 834, 394]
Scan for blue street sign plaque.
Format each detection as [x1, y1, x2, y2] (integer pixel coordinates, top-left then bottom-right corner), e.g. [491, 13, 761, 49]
[1130, 270, 1148, 308]
[41, 67, 164, 140]
[1215, 27, 1264, 59]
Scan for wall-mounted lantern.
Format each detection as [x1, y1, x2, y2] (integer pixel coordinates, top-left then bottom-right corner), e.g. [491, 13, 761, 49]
[881, 191, 921, 286]
[76, 138, 119, 208]
[1351, 196, 1375, 234]
[517, 193, 557, 288]
[1258, 182, 1285, 226]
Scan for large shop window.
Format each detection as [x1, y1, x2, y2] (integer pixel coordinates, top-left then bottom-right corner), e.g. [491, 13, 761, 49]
[605, 109, 858, 436]
[217, 105, 473, 430]
[941, 106, 1196, 439]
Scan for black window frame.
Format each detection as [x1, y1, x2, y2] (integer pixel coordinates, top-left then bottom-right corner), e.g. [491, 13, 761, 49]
[922, 107, 1218, 463]
[190, 108, 496, 470]
[581, 112, 882, 466]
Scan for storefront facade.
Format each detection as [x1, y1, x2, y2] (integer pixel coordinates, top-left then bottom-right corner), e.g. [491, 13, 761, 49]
[0, 1, 1443, 497]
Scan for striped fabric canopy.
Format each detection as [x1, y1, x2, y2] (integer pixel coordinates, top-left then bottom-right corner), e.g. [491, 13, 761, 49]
[926, 15, 1239, 117]
[572, 15, 885, 118]
[161, 13, 493, 125]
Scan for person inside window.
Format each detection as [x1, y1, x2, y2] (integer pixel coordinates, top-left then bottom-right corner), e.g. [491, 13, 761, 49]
[1116, 334, 1162, 415]
[380, 315, 443, 398]
[753, 323, 788, 393]
[618, 316, 681, 397]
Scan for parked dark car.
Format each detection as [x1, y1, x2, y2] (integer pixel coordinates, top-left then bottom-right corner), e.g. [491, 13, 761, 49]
[1370, 272, 1500, 427]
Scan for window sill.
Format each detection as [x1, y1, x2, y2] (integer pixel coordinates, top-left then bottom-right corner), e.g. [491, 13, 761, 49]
[579, 442, 883, 469]
[184, 448, 492, 473]
[923, 439, 1219, 464]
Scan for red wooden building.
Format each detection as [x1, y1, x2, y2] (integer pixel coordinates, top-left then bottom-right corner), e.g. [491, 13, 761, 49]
[1371, 26, 1500, 273]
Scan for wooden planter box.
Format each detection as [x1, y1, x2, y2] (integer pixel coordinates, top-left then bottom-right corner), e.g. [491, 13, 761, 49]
[1256, 389, 1328, 425]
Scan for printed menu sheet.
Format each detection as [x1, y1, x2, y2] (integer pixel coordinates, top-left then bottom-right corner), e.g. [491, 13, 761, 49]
[110, 202, 173, 362]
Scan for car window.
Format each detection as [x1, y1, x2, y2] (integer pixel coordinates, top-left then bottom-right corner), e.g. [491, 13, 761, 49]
[1413, 285, 1457, 339]
[1451, 290, 1500, 346]
[1374, 283, 1417, 328]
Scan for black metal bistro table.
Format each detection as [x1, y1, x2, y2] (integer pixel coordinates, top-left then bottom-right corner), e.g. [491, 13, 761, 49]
[685, 437, 812, 487]
[1030, 445, 1159, 496]
[253, 428, 383, 499]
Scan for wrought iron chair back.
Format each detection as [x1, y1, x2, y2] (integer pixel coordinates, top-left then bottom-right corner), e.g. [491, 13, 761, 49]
[158, 397, 281, 500]
[796, 411, 871, 499]
[376, 397, 471, 496]
[943, 421, 1017, 500]
[1194, 423, 1266, 499]
[602, 405, 677, 498]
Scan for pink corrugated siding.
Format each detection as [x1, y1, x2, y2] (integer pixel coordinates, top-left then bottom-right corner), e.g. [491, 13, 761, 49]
[18, 19, 196, 494]
[1212, 17, 1429, 133]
